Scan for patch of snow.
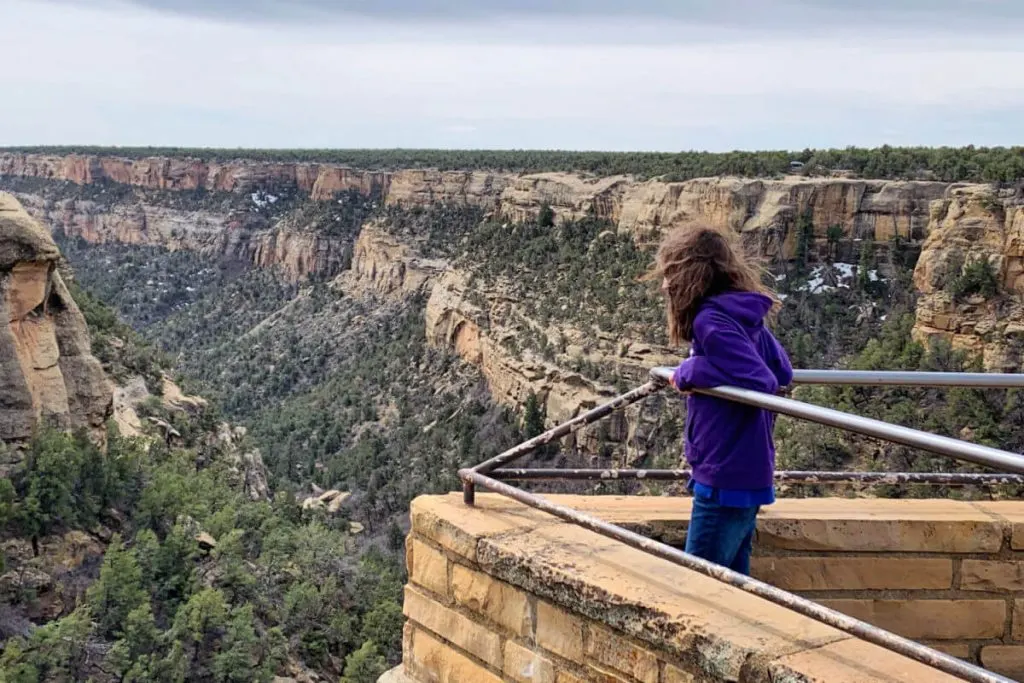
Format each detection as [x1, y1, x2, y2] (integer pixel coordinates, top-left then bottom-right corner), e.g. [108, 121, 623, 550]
[777, 293, 788, 301]
[833, 262, 856, 279]
[880, 315, 888, 321]
[251, 191, 278, 207]
[774, 273, 787, 282]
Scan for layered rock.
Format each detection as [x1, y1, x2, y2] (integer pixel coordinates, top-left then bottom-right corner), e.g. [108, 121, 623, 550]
[2, 153, 952, 249]
[17, 194, 350, 282]
[338, 221, 447, 300]
[0, 193, 111, 443]
[424, 269, 677, 460]
[0, 152, 390, 197]
[511, 174, 950, 251]
[912, 185, 1024, 369]
[386, 169, 511, 207]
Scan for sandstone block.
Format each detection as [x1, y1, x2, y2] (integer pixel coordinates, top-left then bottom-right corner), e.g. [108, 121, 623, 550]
[770, 638, 963, 682]
[819, 599, 1005, 640]
[407, 538, 449, 599]
[537, 601, 584, 662]
[402, 586, 502, 668]
[585, 626, 658, 683]
[662, 663, 696, 682]
[555, 674, 588, 683]
[1013, 599, 1024, 640]
[410, 494, 554, 562]
[751, 557, 952, 591]
[1013, 524, 1024, 550]
[922, 642, 971, 660]
[407, 626, 502, 683]
[981, 646, 1024, 681]
[757, 499, 1002, 553]
[451, 563, 531, 637]
[961, 560, 1024, 592]
[584, 669, 632, 683]
[504, 640, 555, 683]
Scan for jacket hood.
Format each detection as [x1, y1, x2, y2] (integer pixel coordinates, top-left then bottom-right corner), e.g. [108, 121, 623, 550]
[704, 291, 774, 330]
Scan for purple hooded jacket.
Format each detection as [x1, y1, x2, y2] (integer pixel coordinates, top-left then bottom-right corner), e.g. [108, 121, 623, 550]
[672, 291, 793, 490]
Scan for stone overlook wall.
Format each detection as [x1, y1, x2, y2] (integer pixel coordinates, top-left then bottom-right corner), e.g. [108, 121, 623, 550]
[390, 494, 1005, 683]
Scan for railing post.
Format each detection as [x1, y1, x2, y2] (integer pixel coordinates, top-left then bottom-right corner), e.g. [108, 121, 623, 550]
[463, 480, 476, 506]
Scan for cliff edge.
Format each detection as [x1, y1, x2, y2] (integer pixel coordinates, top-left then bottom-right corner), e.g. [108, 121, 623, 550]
[0, 192, 111, 443]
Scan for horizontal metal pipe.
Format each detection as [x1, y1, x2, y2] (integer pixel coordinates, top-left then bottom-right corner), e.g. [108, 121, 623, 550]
[650, 368, 1024, 475]
[489, 468, 1024, 486]
[459, 470, 1010, 683]
[471, 380, 663, 476]
[652, 366, 1024, 388]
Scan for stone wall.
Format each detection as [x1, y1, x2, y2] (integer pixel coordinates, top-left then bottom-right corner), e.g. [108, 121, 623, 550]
[391, 494, 976, 683]
[616, 496, 1024, 680]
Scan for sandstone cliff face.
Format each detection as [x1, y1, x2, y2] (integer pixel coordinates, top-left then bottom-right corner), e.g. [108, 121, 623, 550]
[0, 193, 111, 443]
[496, 173, 949, 254]
[2, 153, 950, 245]
[912, 185, 1024, 369]
[16, 194, 350, 282]
[337, 221, 446, 301]
[0, 152, 391, 197]
[12, 152, 1018, 429]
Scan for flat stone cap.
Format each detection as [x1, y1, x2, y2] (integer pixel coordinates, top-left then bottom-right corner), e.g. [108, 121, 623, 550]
[0, 192, 60, 270]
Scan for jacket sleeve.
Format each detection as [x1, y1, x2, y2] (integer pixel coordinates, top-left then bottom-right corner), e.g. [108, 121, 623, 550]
[672, 311, 780, 394]
[768, 333, 794, 388]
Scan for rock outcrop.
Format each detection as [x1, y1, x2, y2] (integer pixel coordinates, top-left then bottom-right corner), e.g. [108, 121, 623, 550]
[0, 193, 111, 443]
[2, 153, 951, 248]
[912, 185, 1024, 369]
[338, 221, 446, 300]
[18, 194, 350, 282]
[0, 152, 390, 196]
[15, 151, 1024, 418]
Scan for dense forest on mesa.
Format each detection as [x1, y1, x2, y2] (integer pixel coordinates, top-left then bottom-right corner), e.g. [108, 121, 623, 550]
[4, 144, 1024, 182]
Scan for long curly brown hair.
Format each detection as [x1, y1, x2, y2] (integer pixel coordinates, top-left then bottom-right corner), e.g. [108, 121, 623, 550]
[646, 223, 775, 345]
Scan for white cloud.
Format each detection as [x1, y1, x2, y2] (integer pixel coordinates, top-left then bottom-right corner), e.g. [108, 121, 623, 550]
[2, 0, 1023, 150]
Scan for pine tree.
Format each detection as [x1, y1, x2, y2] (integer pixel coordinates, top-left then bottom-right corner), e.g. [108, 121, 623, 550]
[523, 391, 546, 440]
[341, 641, 388, 683]
[87, 535, 148, 638]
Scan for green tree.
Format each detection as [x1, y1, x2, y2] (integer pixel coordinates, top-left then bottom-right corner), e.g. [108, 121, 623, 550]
[522, 391, 546, 440]
[538, 202, 555, 228]
[87, 535, 148, 638]
[825, 225, 844, 261]
[341, 641, 388, 683]
[794, 213, 814, 272]
[213, 605, 265, 683]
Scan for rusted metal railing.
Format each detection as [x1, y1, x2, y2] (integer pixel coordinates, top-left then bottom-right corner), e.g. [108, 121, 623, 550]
[457, 367, 1024, 683]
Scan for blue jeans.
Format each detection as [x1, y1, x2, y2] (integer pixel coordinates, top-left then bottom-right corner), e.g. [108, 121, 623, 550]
[684, 494, 760, 575]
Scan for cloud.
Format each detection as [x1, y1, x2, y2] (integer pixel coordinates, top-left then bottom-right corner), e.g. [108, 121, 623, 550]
[3, 0, 1024, 150]
[36, 0, 1024, 36]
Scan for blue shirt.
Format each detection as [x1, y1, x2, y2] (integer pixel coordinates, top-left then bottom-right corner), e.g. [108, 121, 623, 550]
[688, 478, 775, 507]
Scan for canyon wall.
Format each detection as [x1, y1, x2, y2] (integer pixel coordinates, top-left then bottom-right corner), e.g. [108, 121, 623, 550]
[912, 185, 1024, 369]
[7, 152, 1024, 418]
[2, 151, 950, 250]
[0, 193, 111, 445]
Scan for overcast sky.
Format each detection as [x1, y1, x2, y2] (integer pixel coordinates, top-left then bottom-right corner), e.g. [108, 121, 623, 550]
[2, 0, 1023, 151]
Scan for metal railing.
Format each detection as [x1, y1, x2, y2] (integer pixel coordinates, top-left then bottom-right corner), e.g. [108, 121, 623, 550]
[458, 368, 1024, 683]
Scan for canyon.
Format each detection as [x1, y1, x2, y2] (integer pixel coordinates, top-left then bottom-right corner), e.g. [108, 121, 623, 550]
[3, 151, 1023, 432]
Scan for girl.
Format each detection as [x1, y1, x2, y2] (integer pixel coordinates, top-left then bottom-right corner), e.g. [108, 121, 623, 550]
[651, 224, 793, 576]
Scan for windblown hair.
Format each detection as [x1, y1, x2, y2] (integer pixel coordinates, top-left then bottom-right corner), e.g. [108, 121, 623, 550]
[647, 223, 774, 345]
